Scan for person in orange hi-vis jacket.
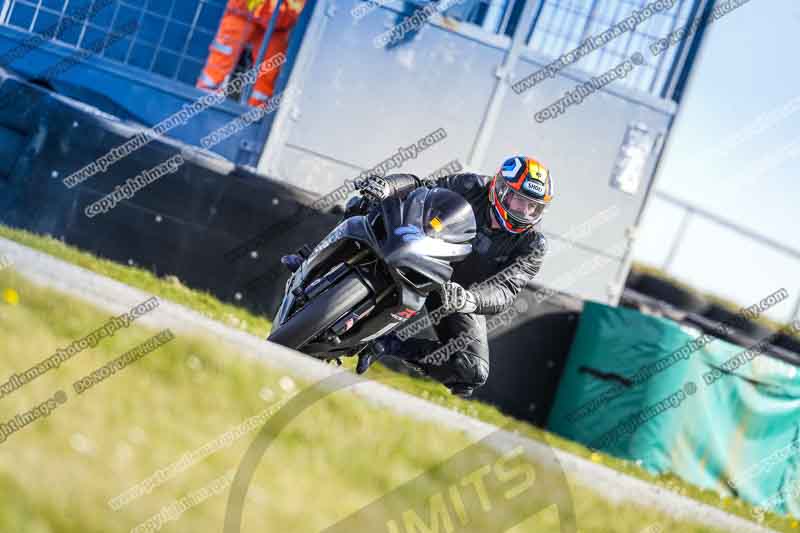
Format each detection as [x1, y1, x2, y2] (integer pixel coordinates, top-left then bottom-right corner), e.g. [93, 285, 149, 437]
[197, 0, 304, 107]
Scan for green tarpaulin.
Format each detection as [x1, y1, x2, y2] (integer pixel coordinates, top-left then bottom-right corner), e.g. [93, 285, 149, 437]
[547, 302, 800, 518]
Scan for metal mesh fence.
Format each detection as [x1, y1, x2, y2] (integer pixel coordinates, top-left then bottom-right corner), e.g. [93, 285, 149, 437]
[1, 0, 226, 85]
[527, 0, 698, 95]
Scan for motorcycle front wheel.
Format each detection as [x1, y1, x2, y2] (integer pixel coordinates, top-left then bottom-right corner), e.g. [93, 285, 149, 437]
[267, 271, 370, 352]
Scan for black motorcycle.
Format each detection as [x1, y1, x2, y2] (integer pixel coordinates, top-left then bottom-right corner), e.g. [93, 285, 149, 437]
[267, 186, 476, 361]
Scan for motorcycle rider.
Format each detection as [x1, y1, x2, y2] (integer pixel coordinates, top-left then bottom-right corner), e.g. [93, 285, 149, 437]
[283, 156, 553, 397]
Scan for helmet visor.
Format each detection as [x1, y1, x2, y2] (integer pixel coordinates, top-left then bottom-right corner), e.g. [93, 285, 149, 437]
[495, 177, 546, 224]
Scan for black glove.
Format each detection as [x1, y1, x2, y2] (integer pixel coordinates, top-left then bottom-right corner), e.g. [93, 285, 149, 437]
[356, 175, 391, 202]
[439, 282, 478, 314]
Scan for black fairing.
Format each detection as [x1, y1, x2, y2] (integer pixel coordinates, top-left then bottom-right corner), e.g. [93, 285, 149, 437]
[273, 187, 476, 352]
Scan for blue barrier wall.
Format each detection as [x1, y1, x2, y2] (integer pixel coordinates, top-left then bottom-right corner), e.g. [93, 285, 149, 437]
[3, 0, 225, 85]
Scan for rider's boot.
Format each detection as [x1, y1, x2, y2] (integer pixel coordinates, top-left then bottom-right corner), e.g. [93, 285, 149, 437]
[448, 383, 475, 398]
[356, 334, 404, 374]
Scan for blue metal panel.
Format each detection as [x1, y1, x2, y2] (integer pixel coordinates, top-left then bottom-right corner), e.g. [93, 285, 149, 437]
[2, 0, 226, 85]
[0, 0, 282, 165]
[0, 24, 246, 161]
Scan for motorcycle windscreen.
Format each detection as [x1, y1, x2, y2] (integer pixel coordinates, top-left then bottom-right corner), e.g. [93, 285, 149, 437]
[420, 188, 476, 244]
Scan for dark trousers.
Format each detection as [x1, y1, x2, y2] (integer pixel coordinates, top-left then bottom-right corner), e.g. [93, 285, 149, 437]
[394, 292, 490, 391]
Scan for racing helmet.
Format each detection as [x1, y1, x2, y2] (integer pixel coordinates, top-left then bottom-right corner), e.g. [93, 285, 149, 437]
[488, 156, 554, 233]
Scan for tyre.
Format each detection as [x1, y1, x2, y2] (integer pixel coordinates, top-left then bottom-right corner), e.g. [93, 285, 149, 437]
[742, 320, 777, 342]
[268, 272, 370, 351]
[635, 273, 710, 314]
[775, 333, 800, 355]
[625, 269, 642, 290]
[703, 303, 776, 340]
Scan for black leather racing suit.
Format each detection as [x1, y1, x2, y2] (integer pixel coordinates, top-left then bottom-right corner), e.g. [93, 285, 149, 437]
[350, 173, 548, 394]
